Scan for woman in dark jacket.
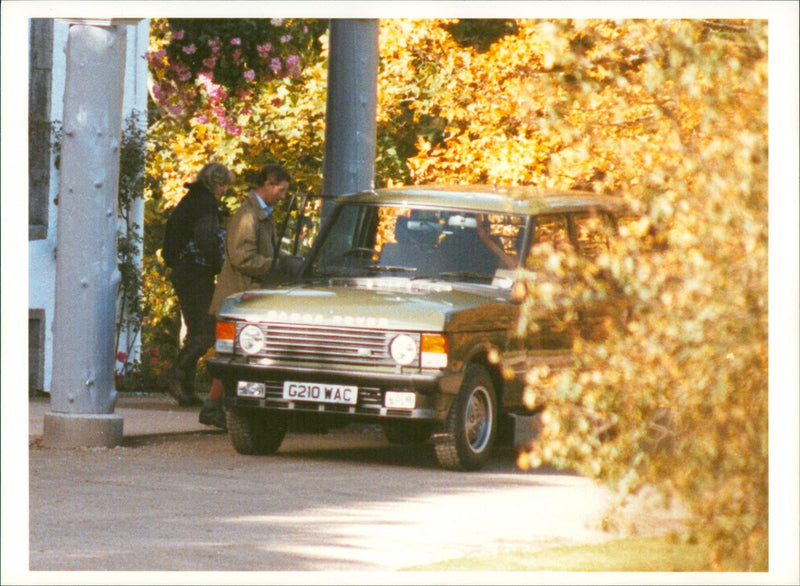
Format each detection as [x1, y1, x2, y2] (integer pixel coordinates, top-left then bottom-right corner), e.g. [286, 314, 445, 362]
[159, 162, 234, 410]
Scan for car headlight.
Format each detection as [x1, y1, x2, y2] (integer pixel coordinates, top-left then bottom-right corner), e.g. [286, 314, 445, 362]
[390, 334, 418, 366]
[239, 324, 266, 355]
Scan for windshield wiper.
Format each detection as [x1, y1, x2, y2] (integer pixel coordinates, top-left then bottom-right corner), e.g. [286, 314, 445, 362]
[367, 265, 418, 274]
[438, 271, 494, 282]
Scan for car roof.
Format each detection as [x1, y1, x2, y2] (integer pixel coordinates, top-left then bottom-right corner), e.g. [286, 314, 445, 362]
[333, 185, 630, 216]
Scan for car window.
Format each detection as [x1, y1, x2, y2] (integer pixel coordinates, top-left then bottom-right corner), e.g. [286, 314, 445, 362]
[378, 208, 441, 274]
[524, 215, 572, 271]
[434, 212, 524, 275]
[572, 212, 613, 258]
[276, 194, 321, 260]
[531, 215, 571, 250]
[309, 205, 379, 276]
[308, 204, 526, 281]
[486, 213, 526, 262]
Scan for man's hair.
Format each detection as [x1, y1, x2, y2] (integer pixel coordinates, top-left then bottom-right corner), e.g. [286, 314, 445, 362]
[253, 163, 291, 187]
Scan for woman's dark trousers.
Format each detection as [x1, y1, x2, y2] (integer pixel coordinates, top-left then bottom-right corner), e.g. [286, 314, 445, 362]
[160, 264, 217, 406]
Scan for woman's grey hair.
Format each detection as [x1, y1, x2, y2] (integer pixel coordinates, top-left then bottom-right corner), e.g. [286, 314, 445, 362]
[197, 162, 234, 192]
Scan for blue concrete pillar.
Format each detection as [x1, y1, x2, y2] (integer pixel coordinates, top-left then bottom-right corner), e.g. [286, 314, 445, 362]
[321, 19, 379, 223]
[45, 22, 128, 448]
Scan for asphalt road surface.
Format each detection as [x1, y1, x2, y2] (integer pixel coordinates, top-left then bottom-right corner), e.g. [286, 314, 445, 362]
[27, 422, 684, 575]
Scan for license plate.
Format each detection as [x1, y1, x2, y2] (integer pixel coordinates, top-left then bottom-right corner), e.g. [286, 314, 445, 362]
[282, 381, 358, 405]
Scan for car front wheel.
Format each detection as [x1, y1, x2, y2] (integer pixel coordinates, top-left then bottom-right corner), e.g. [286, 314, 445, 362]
[434, 365, 497, 471]
[226, 408, 288, 455]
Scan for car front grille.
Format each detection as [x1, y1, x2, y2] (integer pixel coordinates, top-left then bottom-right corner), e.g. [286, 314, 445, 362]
[235, 322, 417, 368]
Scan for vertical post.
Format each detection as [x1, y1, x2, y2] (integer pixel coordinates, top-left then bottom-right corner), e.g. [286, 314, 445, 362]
[44, 22, 127, 448]
[320, 19, 379, 223]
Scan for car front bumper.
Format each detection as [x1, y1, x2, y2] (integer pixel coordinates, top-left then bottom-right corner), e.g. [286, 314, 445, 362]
[206, 356, 462, 421]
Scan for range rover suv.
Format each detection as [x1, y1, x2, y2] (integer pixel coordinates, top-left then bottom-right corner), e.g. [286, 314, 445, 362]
[206, 185, 630, 470]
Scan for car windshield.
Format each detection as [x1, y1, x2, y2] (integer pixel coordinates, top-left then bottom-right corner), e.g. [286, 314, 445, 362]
[307, 203, 527, 283]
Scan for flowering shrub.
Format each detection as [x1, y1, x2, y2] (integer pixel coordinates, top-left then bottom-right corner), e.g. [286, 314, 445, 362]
[139, 19, 330, 396]
[148, 18, 326, 137]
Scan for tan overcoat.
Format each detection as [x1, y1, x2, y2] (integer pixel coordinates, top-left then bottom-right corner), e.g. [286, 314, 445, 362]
[209, 191, 278, 316]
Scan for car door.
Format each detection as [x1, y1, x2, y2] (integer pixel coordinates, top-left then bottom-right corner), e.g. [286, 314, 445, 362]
[569, 210, 617, 342]
[530, 214, 575, 350]
[502, 214, 573, 406]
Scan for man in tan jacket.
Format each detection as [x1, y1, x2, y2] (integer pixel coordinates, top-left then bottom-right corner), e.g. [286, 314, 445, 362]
[208, 163, 291, 315]
[201, 163, 291, 428]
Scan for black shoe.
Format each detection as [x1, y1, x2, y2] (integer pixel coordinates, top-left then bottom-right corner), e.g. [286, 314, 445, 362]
[199, 402, 227, 430]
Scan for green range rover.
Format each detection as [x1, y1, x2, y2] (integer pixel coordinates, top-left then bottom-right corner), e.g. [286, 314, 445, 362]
[207, 185, 630, 471]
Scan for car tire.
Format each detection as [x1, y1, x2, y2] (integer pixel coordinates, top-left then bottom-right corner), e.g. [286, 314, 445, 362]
[382, 421, 433, 445]
[226, 408, 287, 455]
[434, 364, 497, 471]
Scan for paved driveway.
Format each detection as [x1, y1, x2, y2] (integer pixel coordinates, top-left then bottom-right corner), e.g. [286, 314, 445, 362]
[20, 399, 686, 577]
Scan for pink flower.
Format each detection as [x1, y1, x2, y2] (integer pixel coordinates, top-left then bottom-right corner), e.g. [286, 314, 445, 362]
[280, 34, 292, 44]
[230, 37, 241, 45]
[270, 57, 282, 74]
[271, 18, 285, 26]
[243, 69, 256, 82]
[151, 83, 166, 101]
[172, 29, 184, 40]
[168, 105, 184, 116]
[197, 71, 214, 85]
[227, 125, 242, 136]
[257, 42, 272, 58]
[116, 352, 128, 362]
[194, 113, 209, 124]
[172, 64, 192, 82]
[182, 43, 197, 55]
[271, 97, 282, 107]
[202, 57, 217, 69]
[208, 85, 228, 102]
[286, 54, 301, 77]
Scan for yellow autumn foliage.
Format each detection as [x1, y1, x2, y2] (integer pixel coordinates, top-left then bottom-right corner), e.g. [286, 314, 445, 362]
[379, 18, 769, 571]
[145, 17, 772, 571]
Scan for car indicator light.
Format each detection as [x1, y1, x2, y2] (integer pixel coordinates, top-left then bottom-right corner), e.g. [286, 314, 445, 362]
[421, 334, 447, 353]
[216, 321, 236, 354]
[421, 334, 448, 368]
[217, 321, 235, 340]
